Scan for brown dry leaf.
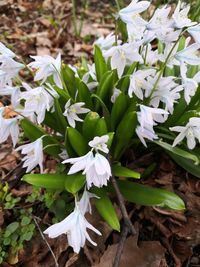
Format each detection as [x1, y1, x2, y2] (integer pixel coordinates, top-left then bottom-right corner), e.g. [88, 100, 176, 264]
[93, 236, 165, 267]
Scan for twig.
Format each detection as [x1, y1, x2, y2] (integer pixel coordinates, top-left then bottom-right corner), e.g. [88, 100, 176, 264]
[110, 174, 136, 236]
[33, 216, 59, 267]
[112, 223, 129, 267]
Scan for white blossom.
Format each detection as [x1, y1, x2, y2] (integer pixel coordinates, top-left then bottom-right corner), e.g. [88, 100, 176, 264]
[103, 42, 143, 78]
[88, 135, 109, 153]
[28, 53, 63, 88]
[0, 107, 19, 147]
[16, 137, 44, 173]
[19, 83, 55, 124]
[0, 42, 15, 59]
[44, 200, 101, 253]
[170, 117, 200, 149]
[175, 43, 200, 66]
[63, 99, 90, 128]
[188, 24, 200, 44]
[172, 1, 196, 29]
[95, 33, 120, 51]
[111, 88, 121, 103]
[79, 189, 99, 215]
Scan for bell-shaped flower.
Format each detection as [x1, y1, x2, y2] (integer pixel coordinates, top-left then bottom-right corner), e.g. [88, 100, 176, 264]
[175, 43, 200, 65]
[146, 6, 172, 31]
[0, 107, 19, 147]
[119, 0, 150, 24]
[128, 69, 156, 99]
[19, 83, 54, 124]
[43, 200, 101, 253]
[104, 42, 143, 78]
[63, 100, 90, 128]
[170, 117, 200, 149]
[28, 53, 62, 88]
[82, 64, 98, 91]
[172, 1, 196, 29]
[16, 137, 44, 173]
[180, 64, 200, 104]
[136, 125, 158, 147]
[111, 88, 121, 103]
[187, 24, 200, 44]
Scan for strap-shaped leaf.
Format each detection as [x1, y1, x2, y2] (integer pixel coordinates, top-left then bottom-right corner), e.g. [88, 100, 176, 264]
[67, 127, 88, 156]
[92, 188, 120, 231]
[54, 98, 68, 134]
[117, 180, 185, 210]
[64, 174, 85, 194]
[154, 140, 199, 165]
[112, 164, 140, 179]
[82, 112, 100, 141]
[94, 45, 107, 82]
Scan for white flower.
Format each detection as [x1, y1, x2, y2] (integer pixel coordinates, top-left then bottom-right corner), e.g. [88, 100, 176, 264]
[0, 85, 21, 108]
[79, 189, 99, 215]
[28, 53, 62, 88]
[175, 43, 200, 66]
[180, 64, 200, 104]
[95, 33, 120, 51]
[188, 24, 200, 44]
[88, 135, 109, 153]
[119, 0, 150, 24]
[0, 107, 19, 147]
[82, 64, 98, 91]
[136, 105, 168, 146]
[16, 137, 44, 173]
[111, 88, 121, 103]
[147, 6, 172, 31]
[103, 42, 143, 78]
[58, 149, 69, 160]
[44, 200, 101, 253]
[170, 117, 200, 149]
[63, 150, 112, 189]
[63, 100, 90, 128]
[19, 83, 54, 124]
[0, 42, 15, 59]
[0, 57, 24, 88]
[172, 1, 196, 29]
[128, 69, 156, 99]
[142, 44, 162, 66]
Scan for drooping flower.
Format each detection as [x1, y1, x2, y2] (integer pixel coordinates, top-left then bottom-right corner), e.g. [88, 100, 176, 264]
[82, 64, 98, 91]
[95, 33, 121, 51]
[172, 1, 196, 29]
[63, 135, 111, 188]
[18, 83, 55, 124]
[0, 42, 15, 59]
[28, 53, 63, 88]
[43, 199, 101, 253]
[170, 117, 200, 149]
[63, 99, 90, 128]
[0, 107, 19, 147]
[103, 42, 143, 78]
[16, 137, 44, 173]
[78, 188, 99, 215]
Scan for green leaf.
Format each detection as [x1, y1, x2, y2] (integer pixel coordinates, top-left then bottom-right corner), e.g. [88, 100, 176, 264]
[82, 112, 100, 141]
[94, 45, 107, 82]
[61, 65, 76, 97]
[22, 173, 66, 190]
[113, 111, 137, 160]
[94, 117, 108, 136]
[112, 164, 140, 179]
[117, 180, 185, 210]
[91, 94, 111, 126]
[6, 222, 19, 235]
[65, 173, 85, 194]
[54, 98, 68, 134]
[111, 93, 129, 130]
[76, 79, 94, 109]
[168, 152, 200, 178]
[154, 140, 199, 165]
[67, 127, 88, 156]
[92, 188, 120, 231]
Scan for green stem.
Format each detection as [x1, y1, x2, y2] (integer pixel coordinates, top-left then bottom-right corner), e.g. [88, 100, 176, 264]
[147, 35, 182, 103]
[72, 0, 78, 37]
[115, 0, 121, 11]
[78, 0, 89, 37]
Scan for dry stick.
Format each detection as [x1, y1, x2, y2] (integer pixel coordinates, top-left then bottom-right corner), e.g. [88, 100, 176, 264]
[33, 216, 59, 267]
[110, 175, 136, 236]
[112, 223, 129, 267]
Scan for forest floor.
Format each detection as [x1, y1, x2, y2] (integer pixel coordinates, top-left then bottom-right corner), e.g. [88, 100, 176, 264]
[1, 1, 200, 266]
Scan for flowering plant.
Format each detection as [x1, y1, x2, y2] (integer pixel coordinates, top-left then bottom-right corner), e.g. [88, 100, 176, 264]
[1, 0, 200, 256]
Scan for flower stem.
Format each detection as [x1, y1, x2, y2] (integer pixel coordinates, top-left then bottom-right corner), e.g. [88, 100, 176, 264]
[72, 0, 78, 37]
[115, 0, 121, 12]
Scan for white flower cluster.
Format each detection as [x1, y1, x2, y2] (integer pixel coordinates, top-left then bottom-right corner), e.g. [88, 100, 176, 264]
[1, 0, 200, 254]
